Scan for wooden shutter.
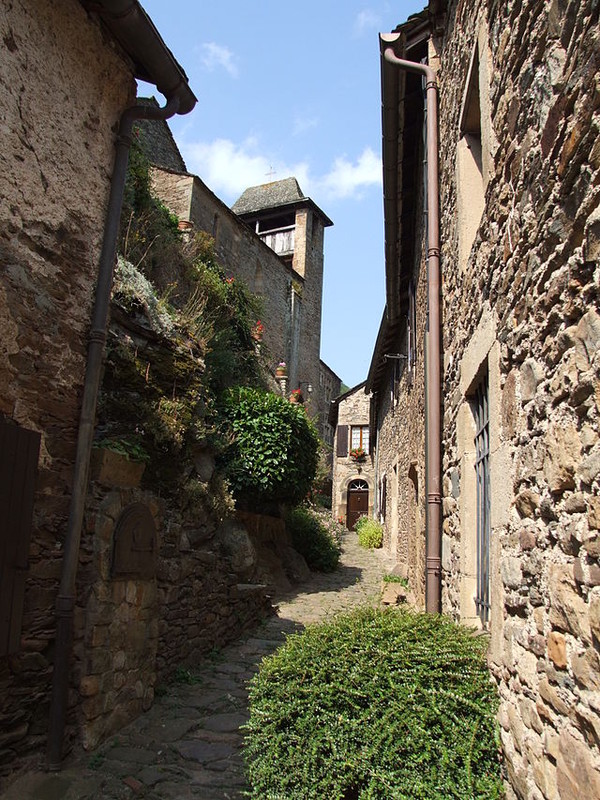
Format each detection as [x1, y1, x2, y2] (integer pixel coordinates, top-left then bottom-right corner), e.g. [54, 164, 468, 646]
[0, 421, 41, 656]
[336, 425, 348, 458]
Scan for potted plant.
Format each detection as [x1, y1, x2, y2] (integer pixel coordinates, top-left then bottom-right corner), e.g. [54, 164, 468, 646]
[349, 446, 367, 463]
[289, 388, 304, 404]
[275, 361, 287, 377]
[251, 320, 264, 342]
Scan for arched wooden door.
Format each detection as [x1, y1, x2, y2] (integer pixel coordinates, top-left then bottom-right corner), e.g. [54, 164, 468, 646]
[347, 479, 369, 530]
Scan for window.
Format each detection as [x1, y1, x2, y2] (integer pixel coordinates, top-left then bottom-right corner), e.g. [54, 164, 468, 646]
[457, 42, 485, 270]
[472, 371, 490, 625]
[351, 425, 369, 455]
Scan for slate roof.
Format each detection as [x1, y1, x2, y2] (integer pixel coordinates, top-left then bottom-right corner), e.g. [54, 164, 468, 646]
[231, 178, 306, 215]
[232, 177, 333, 226]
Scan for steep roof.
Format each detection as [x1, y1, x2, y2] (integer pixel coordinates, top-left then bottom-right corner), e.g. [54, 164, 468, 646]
[232, 177, 333, 227]
[232, 178, 305, 214]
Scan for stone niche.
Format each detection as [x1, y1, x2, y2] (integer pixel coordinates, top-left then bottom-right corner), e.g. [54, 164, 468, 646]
[80, 491, 160, 750]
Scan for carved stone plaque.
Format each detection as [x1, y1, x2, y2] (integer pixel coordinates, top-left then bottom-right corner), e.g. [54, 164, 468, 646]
[111, 502, 157, 579]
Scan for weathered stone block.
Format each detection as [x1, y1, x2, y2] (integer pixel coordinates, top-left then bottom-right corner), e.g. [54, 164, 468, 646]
[515, 489, 540, 518]
[557, 730, 600, 800]
[543, 421, 581, 494]
[90, 448, 145, 489]
[548, 564, 591, 641]
[547, 631, 567, 669]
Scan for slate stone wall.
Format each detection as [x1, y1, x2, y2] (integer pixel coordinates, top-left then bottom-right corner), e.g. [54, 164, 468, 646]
[437, 1, 600, 796]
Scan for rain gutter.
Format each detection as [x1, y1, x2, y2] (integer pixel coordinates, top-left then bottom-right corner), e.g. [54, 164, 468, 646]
[47, 1, 196, 770]
[380, 32, 442, 614]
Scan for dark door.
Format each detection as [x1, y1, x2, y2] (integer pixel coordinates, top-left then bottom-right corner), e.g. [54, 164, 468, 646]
[347, 480, 369, 530]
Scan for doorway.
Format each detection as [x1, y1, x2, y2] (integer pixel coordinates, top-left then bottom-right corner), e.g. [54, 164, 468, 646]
[347, 479, 369, 530]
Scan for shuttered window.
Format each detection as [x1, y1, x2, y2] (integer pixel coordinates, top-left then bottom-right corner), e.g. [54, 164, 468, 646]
[336, 425, 348, 457]
[0, 421, 41, 656]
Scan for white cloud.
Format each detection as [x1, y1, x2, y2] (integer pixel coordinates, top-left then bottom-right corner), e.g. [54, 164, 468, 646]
[179, 136, 381, 204]
[200, 42, 239, 78]
[354, 9, 382, 37]
[182, 137, 309, 200]
[319, 147, 382, 199]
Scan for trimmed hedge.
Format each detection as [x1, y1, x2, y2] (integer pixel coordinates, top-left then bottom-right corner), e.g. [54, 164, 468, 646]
[244, 607, 503, 799]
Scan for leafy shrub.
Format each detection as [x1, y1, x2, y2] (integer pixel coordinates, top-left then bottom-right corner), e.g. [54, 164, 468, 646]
[220, 387, 320, 510]
[285, 507, 341, 572]
[356, 516, 383, 549]
[244, 607, 503, 799]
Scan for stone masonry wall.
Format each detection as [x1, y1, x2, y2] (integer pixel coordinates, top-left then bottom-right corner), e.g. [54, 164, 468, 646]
[150, 167, 296, 377]
[437, 1, 600, 797]
[0, 0, 134, 780]
[372, 266, 428, 609]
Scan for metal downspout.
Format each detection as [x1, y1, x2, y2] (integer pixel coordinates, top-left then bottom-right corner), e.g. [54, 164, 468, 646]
[47, 96, 180, 770]
[383, 48, 442, 614]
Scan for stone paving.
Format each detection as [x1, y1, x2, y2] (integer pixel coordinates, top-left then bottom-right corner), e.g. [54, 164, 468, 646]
[2, 533, 395, 800]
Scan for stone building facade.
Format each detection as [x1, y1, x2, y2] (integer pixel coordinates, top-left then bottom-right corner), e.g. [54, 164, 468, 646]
[330, 384, 375, 530]
[0, 0, 136, 778]
[138, 118, 332, 421]
[369, 1, 600, 797]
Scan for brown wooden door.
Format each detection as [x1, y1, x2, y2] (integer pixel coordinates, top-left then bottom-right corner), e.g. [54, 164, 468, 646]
[347, 481, 369, 530]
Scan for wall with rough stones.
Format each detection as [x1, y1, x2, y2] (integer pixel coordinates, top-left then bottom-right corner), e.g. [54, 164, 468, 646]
[435, 1, 600, 797]
[0, 0, 135, 782]
[77, 474, 271, 752]
[371, 269, 428, 610]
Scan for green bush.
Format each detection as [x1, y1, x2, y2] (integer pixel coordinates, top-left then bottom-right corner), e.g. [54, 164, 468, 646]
[356, 516, 383, 549]
[285, 507, 341, 572]
[220, 387, 320, 509]
[244, 607, 503, 800]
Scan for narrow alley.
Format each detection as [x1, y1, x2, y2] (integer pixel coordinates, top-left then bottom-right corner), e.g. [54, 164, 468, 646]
[2, 534, 394, 800]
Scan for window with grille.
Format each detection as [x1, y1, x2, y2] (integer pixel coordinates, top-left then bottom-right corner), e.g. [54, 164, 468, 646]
[472, 371, 490, 625]
[351, 425, 369, 455]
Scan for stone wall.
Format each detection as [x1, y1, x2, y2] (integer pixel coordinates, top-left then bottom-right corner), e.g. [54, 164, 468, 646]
[0, 0, 135, 780]
[76, 475, 271, 752]
[436, 1, 600, 796]
[371, 272, 428, 609]
[150, 167, 294, 375]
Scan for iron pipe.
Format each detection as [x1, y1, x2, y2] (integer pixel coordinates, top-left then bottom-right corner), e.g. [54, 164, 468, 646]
[47, 96, 180, 770]
[382, 46, 442, 614]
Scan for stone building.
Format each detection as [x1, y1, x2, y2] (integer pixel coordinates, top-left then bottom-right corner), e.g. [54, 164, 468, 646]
[137, 116, 333, 420]
[0, 0, 274, 782]
[368, 1, 600, 796]
[330, 383, 375, 529]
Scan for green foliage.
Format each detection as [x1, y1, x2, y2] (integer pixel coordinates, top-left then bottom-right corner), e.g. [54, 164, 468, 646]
[244, 606, 504, 800]
[356, 516, 383, 549]
[93, 436, 150, 464]
[383, 573, 409, 587]
[220, 387, 320, 509]
[119, 130, 183, 278]
[285, 506, 341, 572]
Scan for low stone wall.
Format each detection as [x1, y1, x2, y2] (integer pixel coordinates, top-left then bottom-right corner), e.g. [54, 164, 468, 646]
[74, 471, 273, 752]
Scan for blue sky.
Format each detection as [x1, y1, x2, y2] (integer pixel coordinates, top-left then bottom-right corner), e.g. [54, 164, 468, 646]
[139, 1, 424, 388]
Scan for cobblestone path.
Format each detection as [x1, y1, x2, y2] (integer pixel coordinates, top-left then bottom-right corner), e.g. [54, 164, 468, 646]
[2, 533, 394, 800]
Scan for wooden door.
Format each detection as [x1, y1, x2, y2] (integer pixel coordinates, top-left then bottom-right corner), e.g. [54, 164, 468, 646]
[347, 480, 369, 530]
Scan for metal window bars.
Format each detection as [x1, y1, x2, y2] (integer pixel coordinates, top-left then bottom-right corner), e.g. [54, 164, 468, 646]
[473, 372, 491, 625]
